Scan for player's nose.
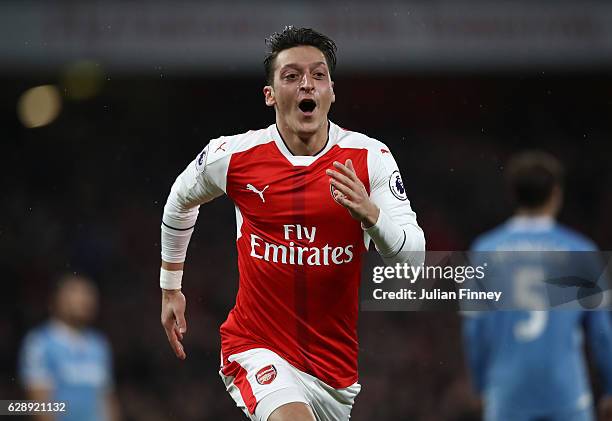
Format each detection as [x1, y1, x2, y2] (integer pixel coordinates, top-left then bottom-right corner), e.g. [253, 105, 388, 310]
[299, 73, 315, 91]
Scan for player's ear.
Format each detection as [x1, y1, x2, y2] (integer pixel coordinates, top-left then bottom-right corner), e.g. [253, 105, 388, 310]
[263, 85, 276, 107]
[330, 80, 335, 104]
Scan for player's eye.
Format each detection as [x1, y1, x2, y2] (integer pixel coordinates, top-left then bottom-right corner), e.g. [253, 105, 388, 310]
[284, 73, 298, 81]
[313, 72, 326, 79]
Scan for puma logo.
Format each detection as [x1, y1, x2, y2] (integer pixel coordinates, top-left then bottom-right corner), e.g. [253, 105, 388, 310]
[246, 184, 269, 203]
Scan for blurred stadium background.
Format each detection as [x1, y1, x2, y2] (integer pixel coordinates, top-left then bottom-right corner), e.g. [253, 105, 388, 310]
[1, 1, 611, 420]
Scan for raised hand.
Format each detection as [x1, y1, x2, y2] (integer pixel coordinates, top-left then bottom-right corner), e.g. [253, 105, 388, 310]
[326, 159, 379, 228]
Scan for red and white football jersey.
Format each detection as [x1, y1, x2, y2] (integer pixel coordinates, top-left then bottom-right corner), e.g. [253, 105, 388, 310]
[162, 121, 424, 388]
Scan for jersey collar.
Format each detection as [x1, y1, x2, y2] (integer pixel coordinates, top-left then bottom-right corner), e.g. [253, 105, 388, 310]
[270, 120, 339, 167]
[49, 320, 90, 348]
[506, 215, 556, 231]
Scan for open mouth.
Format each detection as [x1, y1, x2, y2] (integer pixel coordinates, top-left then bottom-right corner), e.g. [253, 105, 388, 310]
[298, 99, 317, 114]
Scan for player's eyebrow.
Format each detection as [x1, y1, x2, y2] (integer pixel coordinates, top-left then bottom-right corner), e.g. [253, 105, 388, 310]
[280, 62, 328, 72]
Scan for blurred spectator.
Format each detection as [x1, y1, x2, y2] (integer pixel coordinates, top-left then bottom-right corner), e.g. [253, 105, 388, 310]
[18, 274, 120, 421]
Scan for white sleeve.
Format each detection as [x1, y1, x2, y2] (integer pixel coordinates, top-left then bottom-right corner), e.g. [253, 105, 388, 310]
[364, 146, 425, 266]
[161, 143, 226, 263]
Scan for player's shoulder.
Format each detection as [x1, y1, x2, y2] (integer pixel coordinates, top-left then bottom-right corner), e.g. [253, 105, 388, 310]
[333, 123, 399, 175]
[206, 127, 272, 160]
[334, 123, 390, 153]
[471, 220, 598, 252]
[194, 126, 273, 171]
[470, 224, 511, 251]
[21, 323, 53, 350]
[551, 223, 598, 251]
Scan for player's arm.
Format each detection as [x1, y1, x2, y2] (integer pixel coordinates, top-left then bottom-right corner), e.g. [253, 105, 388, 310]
[105, 391, 121, 421]
[23, 388, 53, 421]
[327, 149, 425, 266]
[99, 337, 121, 421]
[461, 313, 489, 396]
[18, 333, 54, 421]
[160, 143, 225, 360]
[583, 311, 612, 420]
[460, 241, 493, 398]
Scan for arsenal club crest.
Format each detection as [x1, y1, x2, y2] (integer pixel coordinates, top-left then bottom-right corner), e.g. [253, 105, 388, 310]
[256, 365, 277, 385]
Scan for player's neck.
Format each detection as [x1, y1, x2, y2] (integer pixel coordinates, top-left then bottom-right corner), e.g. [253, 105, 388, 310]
[276, 119, 328, 156]
[515, 205, 557, 218]
[51, 318, 86, 335]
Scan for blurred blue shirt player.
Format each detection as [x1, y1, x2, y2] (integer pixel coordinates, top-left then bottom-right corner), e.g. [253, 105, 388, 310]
[463, 151, 612, 421]
[19, 275, 119, 421]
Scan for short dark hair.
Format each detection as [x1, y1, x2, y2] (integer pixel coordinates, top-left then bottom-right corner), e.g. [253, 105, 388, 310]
[505, 151, 564, 209]
[264, 26, 337, 85]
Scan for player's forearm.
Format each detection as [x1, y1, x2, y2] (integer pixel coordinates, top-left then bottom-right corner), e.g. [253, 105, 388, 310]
[360, 203, 380, 229]
[160, 226, 194, 265]
[160, 219, 192, 290]
[25, 388, 54, 421]
[160, 163, 207, 265]
[160, 260, 185, 291]
[462, 318, 487, 393]
[586, 312, 612, 394]
[160, 260, 185, 290]
[162, 260, 184, 271]
[161, 204, 198, 263]
[32, 413, 54, 421]
[160, 150, 221, 289]
[160, 182, 199, 285]
[105, 392, 121, 421]
[365, 209, 426, 266]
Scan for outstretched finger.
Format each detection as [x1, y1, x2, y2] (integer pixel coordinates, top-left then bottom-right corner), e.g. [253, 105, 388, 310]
[164, 324, 186, 360]
[330, 178, 355, 199]
[333, 161, 359, 181]
[345, 159, 356, 173]
[175, 311, 187, 339]
[334, 159, 361, 183]
[326, 169, 357, 191]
